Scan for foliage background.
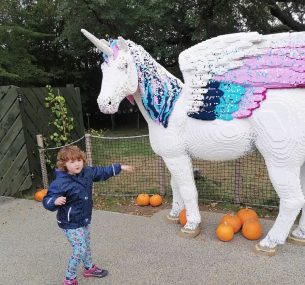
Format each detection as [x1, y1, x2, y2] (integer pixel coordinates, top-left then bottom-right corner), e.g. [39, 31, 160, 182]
[1, 0, 304, 128]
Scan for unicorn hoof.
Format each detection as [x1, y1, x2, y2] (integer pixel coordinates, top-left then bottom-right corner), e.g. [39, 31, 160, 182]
[165, 214, 180, 224]
[287, 233, 305, 245]
[254, 243, 277, 256]
[179, 224, 200, 238]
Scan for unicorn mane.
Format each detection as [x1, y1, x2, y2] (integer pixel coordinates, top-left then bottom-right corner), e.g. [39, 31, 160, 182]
[127, 41, 183, 127]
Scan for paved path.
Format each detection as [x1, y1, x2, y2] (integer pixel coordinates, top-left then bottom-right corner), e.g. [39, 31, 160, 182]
[1, 197, 305, 285]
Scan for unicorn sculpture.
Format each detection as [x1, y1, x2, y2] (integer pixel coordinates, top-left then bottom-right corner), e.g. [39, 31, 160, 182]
[82, 29, 305, 255]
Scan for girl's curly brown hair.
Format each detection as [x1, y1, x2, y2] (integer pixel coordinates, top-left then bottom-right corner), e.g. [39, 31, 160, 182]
[56, 145, 87, 171]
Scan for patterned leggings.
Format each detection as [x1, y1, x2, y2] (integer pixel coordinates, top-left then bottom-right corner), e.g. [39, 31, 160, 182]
[63, 225, 93, 280]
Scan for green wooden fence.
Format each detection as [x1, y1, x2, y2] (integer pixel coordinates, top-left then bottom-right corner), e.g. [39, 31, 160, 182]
[0, 85, 84, 196]
[0, 86, 31, 196]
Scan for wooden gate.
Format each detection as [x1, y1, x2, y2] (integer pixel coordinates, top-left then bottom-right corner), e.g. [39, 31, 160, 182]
[0, 85, 84, 196]
[0, 86, 31, 196]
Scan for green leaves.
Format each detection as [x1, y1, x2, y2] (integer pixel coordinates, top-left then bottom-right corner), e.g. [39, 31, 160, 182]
[44, 85, 75, 148]
[0, 1, 55, 86]
[1, 0, 304, 116]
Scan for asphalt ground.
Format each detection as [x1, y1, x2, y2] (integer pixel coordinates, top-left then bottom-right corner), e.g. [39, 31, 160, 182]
[1, 197, 305, 285]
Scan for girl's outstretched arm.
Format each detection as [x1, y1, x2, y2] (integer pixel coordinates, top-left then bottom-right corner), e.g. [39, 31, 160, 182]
[91, 163, 135, 181]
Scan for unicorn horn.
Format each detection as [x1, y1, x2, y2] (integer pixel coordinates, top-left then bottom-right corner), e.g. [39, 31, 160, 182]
[81, 29, 113, 56]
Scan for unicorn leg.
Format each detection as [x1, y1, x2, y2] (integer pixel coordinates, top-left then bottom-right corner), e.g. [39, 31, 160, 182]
[256, 164, 305, 255]
[163, 155, 201, 237]
[288, 163, 305, 244]
[166, 177, 185, 223]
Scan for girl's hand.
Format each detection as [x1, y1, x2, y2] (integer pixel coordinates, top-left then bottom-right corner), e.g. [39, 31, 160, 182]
[55, 196, 66, 206]
[121, 165, 135, 172]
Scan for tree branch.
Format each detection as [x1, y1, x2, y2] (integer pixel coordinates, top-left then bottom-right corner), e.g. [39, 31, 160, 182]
[80, 0, 119, 34]
[266, 0, 305, 31]
[272, 0, 303, 3]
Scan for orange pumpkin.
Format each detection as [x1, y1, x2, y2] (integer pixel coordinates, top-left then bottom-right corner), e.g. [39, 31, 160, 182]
[136, 194, 150, 206]
[149, 194, 163, 207]
[220, 214, 242, 233]
[242, 219, 262, 240]
[237, 208, 258, 225]
[179, 209, 187, 226]
[34, 189, 48, 202]
[216, 222, 234, 242]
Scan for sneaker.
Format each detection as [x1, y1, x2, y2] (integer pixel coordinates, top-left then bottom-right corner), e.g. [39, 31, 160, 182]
[83, 265, 108, 278]
[63, 278, 78, 285]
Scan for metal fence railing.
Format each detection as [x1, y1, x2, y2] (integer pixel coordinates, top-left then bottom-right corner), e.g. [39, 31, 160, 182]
[89, 134, 166, 196]
[38, 133, 278, 208]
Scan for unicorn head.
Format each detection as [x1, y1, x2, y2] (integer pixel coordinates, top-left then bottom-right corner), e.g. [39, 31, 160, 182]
[81, 29, 138, 114]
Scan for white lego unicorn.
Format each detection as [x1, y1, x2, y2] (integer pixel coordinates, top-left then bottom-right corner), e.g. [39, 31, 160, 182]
[82, 29, 305, 255]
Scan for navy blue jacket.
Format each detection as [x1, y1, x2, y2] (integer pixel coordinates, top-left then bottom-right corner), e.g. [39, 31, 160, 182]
[42, 164, 121, 229]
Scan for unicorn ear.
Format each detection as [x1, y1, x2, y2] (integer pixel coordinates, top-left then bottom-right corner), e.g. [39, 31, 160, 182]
[118, 36, 128, 51]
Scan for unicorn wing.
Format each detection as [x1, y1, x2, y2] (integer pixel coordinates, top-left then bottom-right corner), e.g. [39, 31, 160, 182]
[179, 31, 305, 120]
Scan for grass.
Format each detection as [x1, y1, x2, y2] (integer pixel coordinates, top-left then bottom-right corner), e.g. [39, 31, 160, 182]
[17, 126, 279, 217]
[191, 155, 278, 207]
[91, 137, 153, 159]
[89, 126, 278, 209]
[90, 127, 163, 196]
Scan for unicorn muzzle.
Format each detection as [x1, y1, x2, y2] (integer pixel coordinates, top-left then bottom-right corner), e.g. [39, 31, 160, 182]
[97, 98, 119, 114]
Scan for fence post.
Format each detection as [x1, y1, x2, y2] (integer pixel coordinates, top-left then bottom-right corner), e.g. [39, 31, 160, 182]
[36, 134, 49, 189]
[234, 159, 242, 204]
[85, 134, 93, 166]
[159, 157, 165, 196]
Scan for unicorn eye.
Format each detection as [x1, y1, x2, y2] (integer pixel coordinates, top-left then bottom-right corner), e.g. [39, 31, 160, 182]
[124, 63, 128, 69]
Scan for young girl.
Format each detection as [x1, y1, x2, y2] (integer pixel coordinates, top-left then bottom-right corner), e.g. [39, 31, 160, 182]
[42, 145, 134, 285]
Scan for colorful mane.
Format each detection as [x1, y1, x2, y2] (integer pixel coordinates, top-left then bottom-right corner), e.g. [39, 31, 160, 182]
[128, 42, 182, 127]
